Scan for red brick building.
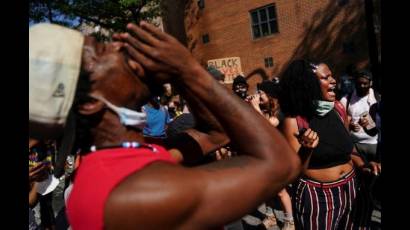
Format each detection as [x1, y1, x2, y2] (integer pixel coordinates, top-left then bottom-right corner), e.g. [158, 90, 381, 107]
[184, 0, 371, 91]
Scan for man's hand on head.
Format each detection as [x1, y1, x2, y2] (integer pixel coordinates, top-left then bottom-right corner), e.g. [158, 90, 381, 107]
[113, 21, 200, 81]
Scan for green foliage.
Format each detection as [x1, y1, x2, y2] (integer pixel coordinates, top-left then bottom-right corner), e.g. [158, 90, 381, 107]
[29, 0, 162, 35]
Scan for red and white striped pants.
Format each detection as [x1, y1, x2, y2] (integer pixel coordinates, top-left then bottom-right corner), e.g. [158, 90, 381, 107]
[292, 169, 371, 230]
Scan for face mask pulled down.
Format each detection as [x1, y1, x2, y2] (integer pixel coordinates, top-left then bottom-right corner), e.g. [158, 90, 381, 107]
[314, 100, 334, 117]
[91, 95, 147, 130]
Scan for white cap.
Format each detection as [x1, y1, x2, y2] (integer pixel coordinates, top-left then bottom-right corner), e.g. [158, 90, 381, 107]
[29, 23, 84, 137]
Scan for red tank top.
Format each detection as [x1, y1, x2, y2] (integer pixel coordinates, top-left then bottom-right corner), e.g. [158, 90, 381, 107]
[66, 144, 176, 230]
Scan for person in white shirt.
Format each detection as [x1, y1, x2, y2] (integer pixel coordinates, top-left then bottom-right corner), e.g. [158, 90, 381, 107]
[340, 70, 380, 161]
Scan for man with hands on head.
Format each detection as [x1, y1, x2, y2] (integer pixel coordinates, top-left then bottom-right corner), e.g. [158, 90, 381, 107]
[30, 21, 301, 230]
[102, 20, 301, 230]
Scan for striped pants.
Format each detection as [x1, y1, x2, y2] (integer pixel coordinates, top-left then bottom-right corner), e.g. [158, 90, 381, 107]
[292, 170, 371, 230]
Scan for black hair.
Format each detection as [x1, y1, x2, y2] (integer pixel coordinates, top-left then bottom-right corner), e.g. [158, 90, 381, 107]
[278, 59, 323, 119]
[232, 75, 248, 89]
[354, 70, 373, 81]
[257, 80, 281, 98]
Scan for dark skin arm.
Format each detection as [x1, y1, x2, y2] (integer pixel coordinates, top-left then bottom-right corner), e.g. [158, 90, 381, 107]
[177, 85, 229, 154]
[351, 149, 380, 175]
[29, 163, 47, 209]
[143, 87, 228, 164]
[154, 88, 229, 164]
[115, 41, 228, 162]
[143, 93, 227, 163]
[104, 21, 301, 229]
[29, 163, 49, 184]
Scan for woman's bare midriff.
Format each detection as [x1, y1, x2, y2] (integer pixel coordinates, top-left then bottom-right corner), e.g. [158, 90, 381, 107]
[303, 160, 354, 182]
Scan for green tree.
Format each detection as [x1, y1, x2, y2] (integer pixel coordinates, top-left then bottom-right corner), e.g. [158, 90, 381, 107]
[29, 0, 162, 34]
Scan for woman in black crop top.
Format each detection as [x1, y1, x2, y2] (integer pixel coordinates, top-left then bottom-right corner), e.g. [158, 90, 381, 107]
[278, 60, 380, 230]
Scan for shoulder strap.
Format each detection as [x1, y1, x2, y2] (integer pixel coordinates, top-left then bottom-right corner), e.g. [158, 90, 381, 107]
[334, 100, 347, 123]
[296, 116, 309, 130]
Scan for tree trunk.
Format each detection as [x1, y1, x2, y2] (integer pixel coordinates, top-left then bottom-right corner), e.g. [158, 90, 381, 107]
[364, 0, 381, 93]
[161, 0, 189, 46]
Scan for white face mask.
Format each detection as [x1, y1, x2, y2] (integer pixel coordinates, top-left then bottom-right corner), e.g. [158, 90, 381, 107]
[91, 95, 147, 129]
[314, 100, 335, 116]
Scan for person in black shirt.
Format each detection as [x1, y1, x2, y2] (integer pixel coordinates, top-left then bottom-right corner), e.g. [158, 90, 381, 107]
[279, 60, 380, 230]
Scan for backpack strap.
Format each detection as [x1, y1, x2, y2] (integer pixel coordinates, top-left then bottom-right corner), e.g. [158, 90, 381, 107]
[296, 116, 309, 130]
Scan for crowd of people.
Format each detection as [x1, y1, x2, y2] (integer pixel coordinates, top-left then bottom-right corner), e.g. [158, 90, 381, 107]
[29, 21, 381, 230]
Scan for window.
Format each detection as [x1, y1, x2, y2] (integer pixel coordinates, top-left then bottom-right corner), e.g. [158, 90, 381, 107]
[198, 0, 205, 9]
[264, 57, 274, 68]
[250, 4, 279, 39]
[202, 34, 210, 44]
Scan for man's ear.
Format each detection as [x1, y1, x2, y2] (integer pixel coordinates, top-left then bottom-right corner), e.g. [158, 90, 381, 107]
[370, 80, 373, 87]
[128, 59, 145, 77]
[77, 97, 105, 115]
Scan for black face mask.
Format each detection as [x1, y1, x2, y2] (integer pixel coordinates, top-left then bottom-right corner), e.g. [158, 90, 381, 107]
[355, 77, 371, 97]
[356, 83, 371, 97]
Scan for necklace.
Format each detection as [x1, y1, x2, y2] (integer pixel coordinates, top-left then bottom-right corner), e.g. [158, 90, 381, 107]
[90, 141, 158, 153]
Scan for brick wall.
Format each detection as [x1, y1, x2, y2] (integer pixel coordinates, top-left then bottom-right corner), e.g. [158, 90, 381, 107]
[184, 0, 370, 92]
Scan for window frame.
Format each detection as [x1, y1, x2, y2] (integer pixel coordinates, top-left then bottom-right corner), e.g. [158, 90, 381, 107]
[250, 4, 279, 40]
[264, 57, 274, 68]
[198, 0, 205, 9]
[202, 34, 210, 44]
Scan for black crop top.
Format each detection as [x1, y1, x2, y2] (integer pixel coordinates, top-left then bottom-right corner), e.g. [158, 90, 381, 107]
[307, 110, 353, 169]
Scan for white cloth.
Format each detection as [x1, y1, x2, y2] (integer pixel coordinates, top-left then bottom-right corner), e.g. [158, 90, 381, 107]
[36, 174, 60, 195]
[340, 88, 378, 144]
[29, 23, 84, 127]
